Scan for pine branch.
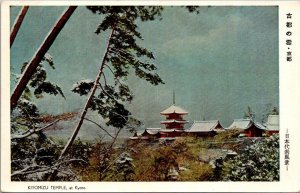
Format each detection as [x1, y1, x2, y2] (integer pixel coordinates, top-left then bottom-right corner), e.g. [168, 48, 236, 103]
[11, 6, 77, 110]
[104, 64, 123, 85]
[97, 83, 118, 102]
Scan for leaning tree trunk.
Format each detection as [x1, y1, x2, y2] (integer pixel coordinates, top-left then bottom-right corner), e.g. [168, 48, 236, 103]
[59, 28, 115, 159]
[10, 6, 77, 110]
[10, 6, 29, 47]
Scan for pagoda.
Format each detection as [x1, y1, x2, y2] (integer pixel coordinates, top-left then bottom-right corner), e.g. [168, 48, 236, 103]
[160, 92, 188, 138]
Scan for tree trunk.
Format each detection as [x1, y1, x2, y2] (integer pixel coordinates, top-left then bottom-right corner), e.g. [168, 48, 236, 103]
[59, 28, 115, 159]
[10, 6, 77, 110]
[10, 6, 29, 47]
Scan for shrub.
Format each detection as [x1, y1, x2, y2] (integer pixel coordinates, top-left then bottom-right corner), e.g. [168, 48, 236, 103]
[222, 134, 279, 181]
[178, 162, 213, 181]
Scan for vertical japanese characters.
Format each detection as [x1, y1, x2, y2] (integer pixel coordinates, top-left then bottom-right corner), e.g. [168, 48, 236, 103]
[286, 13, 293, 62]
[284, 129, 290, 170]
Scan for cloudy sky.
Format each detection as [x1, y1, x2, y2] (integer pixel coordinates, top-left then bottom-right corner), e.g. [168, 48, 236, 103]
[10, 6, 278, 129]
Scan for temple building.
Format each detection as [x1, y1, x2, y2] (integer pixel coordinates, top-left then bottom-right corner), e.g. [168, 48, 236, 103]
[186, 120, 224, 137]
[227, 119, 266, 137]
[130, 92, 190, 140]
[159, 103, 189, 138]
[130, 93, 269, 140]
[265, 115, 279, 135]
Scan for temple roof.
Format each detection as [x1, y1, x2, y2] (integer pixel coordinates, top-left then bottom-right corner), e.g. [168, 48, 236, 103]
[160, 119, 188, 124]
[187, 120, 223, 132]
[227, 119, 266, 130]
[160, 104, 188, 115]
[143, 128, 161, 135]
[160, 129, 185, 132]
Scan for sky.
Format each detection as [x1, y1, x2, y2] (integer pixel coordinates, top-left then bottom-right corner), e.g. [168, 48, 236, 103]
[10, 6, 279, 131]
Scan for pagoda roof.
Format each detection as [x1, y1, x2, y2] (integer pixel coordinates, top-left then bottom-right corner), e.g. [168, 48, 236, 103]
[160, 104, 188, 115]
[160, 119, 188, 124]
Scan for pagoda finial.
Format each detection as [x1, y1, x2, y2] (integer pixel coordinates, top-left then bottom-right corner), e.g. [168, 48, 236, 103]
[173, 90, 175, 105]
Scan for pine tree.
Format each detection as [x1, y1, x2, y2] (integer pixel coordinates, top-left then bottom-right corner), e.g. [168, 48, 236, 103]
[11, 6, 77, 110]
[60, 6, 165, 158]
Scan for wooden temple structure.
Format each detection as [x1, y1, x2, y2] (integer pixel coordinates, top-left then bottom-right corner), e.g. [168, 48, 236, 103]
[159, 103, 189, 138]
[130, 92, 268, 140]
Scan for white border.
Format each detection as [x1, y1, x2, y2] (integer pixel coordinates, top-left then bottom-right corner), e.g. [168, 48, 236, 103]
[2, 1, 300, 192]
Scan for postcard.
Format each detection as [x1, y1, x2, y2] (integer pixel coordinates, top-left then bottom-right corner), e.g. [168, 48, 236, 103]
[1, 1, 300, 192]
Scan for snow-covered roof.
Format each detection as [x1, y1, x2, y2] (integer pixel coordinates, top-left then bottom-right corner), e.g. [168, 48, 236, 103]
[143, 129, 160, 135]
[227, 119, 265, 130]
[145, 128, 161, 135]
[254, 122, 266, 130]
[266, 115, 279, 131]
[130, 136, 149, 140]
[160, 119, 188, 124]
[187, 120, 223, 132]
[133, 132, 143, 137]
[160, 104, 188, 115]
[160, 129, 184, 133]
[146, 128, 161, 131]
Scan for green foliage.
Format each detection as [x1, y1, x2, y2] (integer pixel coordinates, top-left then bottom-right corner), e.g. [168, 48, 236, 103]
[67, 139, 92, 163]
[87, 6, 165, 85]
[130, 137, 214, 181]
[33, 81, 64, 98]
[208, 129, 243, 151]
[105, 152, 135, 181]
[71, 7, 167, 132]
[89, 91, 133, 128]
[185, 6, 201, 14]
[11, 135, 61, 181]
[178, 162, 213, 181]
[71, 79, 94, 96]
[16, 99, 40, 119]
[213, 129, 243, 142]
[10, 54, 76, 181]
[12, 54, 65, 141]
[81, 141, 114, 181]
[222, 134, 279, 181]
[153, 146, 179, 180]
[20, 54, 65, 99]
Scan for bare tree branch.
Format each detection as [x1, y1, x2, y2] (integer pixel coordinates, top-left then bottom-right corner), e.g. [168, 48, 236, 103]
[101, 73, 108, 86]
[11, 158, 87, 178]
[104, 64, 124, 86]
[83, 118, 114, 138]
[108, 127, 122, 150]
[11, 114, 75, 140]
[11, 165, 51, 177]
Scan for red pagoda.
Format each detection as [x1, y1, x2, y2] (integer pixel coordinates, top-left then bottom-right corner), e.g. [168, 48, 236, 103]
[159, 93, 188, 138]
